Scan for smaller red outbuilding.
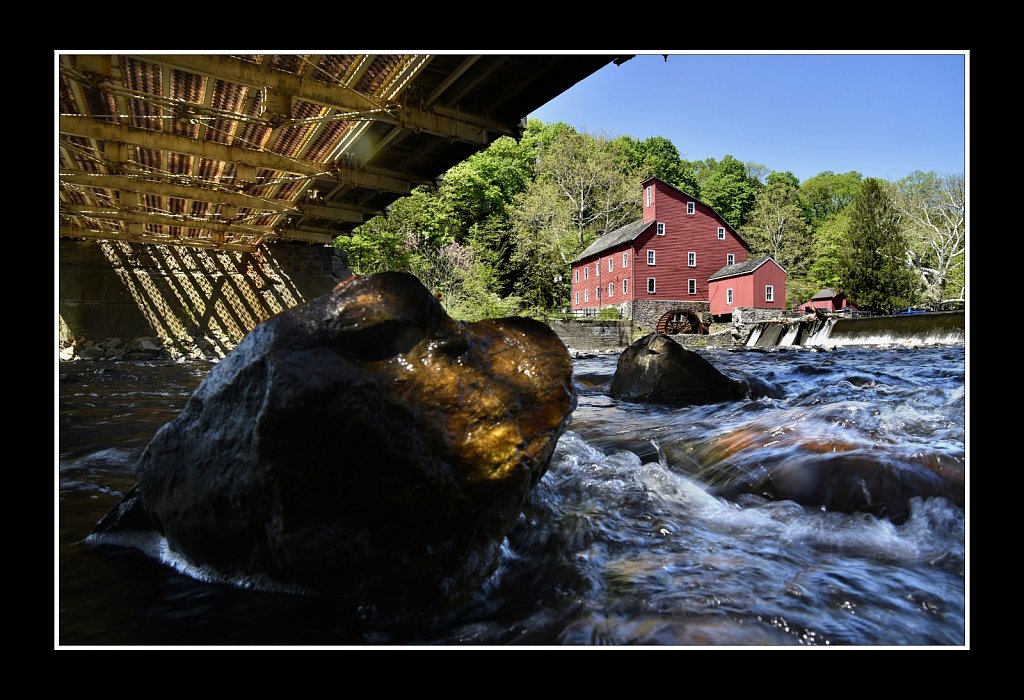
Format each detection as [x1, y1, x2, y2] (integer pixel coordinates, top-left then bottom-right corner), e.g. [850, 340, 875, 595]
[797, 288, 857, 313]
[707, 256, 787, 317]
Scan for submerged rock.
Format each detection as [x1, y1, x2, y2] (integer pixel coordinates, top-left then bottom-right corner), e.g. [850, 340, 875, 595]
[609, 333, 781, 405]
[95, 272, 576, 612]
[690, 429, 964, 522]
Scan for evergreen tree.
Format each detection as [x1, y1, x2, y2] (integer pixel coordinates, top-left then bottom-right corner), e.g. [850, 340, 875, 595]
[840, 178, 918, 313]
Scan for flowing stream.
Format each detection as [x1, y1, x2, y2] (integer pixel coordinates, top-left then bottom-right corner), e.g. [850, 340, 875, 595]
[58, 344, 966, 646]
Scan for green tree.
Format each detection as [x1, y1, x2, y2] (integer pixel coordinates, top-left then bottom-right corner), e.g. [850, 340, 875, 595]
[808, 210, 849, 292]
[767, 170, 800, 189]
[439, 136, 534, 237]
[799, 170, 863, 225]
[509, 129, 640, 311]
[742, 179, 813, 303]
[439, 135, 536, 296]
[410, 241, 520, 321]
[611, 134, 700, 195]
[520, 118, 577, 156]
[698, 154, 762, 226]
[840, 178, 918, 313]
[895, 171, 966, 306]
[685, 156, 719, 187]
[745, 161, 771, 185]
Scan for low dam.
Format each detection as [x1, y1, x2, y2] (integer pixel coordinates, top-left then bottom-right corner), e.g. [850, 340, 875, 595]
[745, 311, 965, 347]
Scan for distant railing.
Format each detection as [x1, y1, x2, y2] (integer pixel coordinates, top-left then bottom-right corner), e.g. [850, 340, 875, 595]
[547, 308, 624, 321]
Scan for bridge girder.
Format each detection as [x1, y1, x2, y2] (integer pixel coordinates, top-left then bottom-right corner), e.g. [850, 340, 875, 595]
[58, 53, 621, 251]
[59, 116, 420, 193]
[131, 55, 514, 146]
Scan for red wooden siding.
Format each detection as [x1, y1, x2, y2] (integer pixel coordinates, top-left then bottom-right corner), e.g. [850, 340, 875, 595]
[797, 295, 855, 312]
[571, 177, 777, 312]
[708, 259, 787, 315]
[570, 242, 634, 311]
[753, 261, 786, 310]
[798, 299, 835, 312]
[634, 179, 749, 303]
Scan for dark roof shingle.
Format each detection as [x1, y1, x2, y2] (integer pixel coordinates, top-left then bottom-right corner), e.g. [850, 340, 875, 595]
[707, 256, 776, 281]
[572, 219, 653, 262]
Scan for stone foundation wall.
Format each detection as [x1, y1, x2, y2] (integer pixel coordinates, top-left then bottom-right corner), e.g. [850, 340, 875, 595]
[59, 239, 349, 358]
[631, 300, 711, 334]
[731, 306, 806, 325]
[546, 319, 633, 351]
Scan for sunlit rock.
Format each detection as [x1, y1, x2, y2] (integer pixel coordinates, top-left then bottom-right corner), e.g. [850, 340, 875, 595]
[95, 272, 576, 612]
[610, 333, 781, 405]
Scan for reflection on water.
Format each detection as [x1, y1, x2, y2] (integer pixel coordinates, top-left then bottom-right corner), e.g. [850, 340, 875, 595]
[58, 345, 966, 646]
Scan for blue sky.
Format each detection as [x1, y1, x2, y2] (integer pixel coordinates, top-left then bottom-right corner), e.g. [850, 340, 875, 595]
[529, 53, 967, 183]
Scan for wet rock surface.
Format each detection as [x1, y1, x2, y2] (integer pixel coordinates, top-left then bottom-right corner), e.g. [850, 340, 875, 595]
[95, 272, 576, 612]
[609, 333, 781, 405]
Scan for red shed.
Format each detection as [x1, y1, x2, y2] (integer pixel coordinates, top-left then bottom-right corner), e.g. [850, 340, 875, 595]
[707, 256, 787, 316]
[797, 288, 856, 312]
[569, 176, 750, 312]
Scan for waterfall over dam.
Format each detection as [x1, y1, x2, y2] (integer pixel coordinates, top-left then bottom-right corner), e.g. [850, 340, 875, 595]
[745, 311, 965, 347]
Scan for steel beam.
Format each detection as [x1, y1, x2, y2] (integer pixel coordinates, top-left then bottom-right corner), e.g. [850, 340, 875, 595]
[60, 224, 258, 252]
[59, 116, 418, 193]
[276, 228, 336, 244]
[426, 56, 481, 105]
[60, 172, 299, 213]
[62, 202, 274, 237]
[296, 203, 369, 223]
[133, 55, 515, 143]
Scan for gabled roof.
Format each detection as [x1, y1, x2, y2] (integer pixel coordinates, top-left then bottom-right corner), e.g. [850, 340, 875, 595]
[572, 219, 654, 262]
[641, 176, 751, 249]
[809, 288, 842, 300]
[707, 256, 783, 282]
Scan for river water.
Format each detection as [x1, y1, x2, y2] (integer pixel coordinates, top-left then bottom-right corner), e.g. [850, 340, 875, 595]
[57, 344, 966, 646]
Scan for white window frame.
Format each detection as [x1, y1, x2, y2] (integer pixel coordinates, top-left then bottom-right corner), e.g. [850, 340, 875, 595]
[647, 277, 656, 294]
[647, 250, 656, 266]
[574, 269, 579, 282]
[688, 278, 697, 295]
[584, 266, 589, 280]
[718, 226, 726, 240]
[623, 279, 628, 295]
[727, 288, 734, 304]
[622, 252, 628, 268]
[657, 222, 666, 236]
[608, 257, 614, 272]
[607, 282, 614, 298]
[646, 185, 653, 207]
[765, 285, 774, 302]
[687, 202, 695, 215]
[727, 253, 735, 266]
[584, 288, 589, 302]
[575, 291, 580, 305]
[687, 251, 696, 267]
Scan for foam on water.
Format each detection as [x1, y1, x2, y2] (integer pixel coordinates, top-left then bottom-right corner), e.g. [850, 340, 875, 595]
[550, 431, 963, 567]
[86, 530, 310, 595]
[808, 332, 965, 347]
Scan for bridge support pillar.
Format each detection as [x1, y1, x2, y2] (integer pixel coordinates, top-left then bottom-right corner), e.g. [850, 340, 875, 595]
[58, 239, 350, 355]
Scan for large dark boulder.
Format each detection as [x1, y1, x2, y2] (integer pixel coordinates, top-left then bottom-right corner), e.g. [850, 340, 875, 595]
[95, 272, 576, 612]
[610, 333, 780, 405]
